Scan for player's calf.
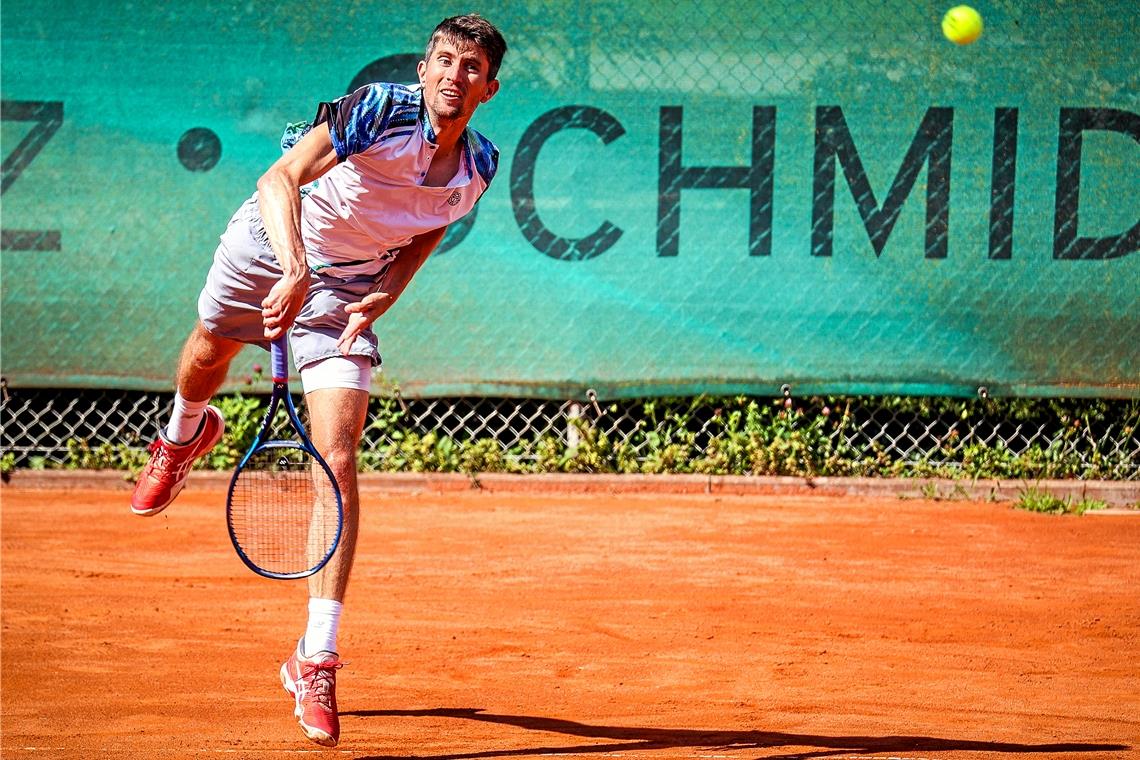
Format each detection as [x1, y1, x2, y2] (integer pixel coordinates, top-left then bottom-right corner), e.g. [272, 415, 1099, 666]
[130, 406, 225, 516]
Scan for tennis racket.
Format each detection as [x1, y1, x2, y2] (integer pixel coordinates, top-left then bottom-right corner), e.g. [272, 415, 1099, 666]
[226, 336, 343, 579]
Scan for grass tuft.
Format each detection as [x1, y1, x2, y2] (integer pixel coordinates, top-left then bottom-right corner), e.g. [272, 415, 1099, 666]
[1014, 488, 1108, 515]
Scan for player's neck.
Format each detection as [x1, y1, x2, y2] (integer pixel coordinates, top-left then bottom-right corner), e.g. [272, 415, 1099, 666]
[427, 112, 470, 155]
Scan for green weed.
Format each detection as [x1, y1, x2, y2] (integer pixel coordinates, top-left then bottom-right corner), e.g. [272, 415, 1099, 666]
[1014, 488, 1109, 515]
[205, 394, 265, 469]
[64, 439, 150, 471]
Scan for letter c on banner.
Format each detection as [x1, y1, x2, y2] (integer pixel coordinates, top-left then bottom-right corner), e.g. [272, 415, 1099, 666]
[511, 106, 625, 261]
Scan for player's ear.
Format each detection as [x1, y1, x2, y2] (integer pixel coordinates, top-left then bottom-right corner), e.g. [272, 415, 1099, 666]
[416, 59, 426, 85]
[481, 79, 500, 103]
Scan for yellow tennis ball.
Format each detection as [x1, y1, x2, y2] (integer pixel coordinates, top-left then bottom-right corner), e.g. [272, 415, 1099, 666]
[942, 5, 983, 45]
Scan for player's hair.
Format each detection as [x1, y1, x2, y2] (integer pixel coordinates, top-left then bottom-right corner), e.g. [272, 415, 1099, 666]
[425, 14, 508, 81]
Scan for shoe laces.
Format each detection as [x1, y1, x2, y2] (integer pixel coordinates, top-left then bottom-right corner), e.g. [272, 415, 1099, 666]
[300, 660, 343, 709]
[145, 439, 176, 475]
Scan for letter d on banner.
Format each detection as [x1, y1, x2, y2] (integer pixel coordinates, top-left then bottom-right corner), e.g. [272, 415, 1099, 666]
[1054, 108, 1140, 260]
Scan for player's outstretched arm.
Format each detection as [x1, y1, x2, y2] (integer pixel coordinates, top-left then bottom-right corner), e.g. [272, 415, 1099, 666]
[256, 123, 341, 340]
[335, 226, 447, 355]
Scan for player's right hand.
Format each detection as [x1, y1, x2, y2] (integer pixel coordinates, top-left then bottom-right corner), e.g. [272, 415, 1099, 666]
[261, 273, 310, 340]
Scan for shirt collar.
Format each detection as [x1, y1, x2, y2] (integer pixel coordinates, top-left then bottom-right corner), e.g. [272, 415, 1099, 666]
[417, 91, 438, 144]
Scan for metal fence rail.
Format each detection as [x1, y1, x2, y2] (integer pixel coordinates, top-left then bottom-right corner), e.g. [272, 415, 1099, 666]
[2, 387, 1136, 480]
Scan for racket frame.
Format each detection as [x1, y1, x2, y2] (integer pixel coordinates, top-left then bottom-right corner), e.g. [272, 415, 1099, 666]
[225, 336, 344, 580]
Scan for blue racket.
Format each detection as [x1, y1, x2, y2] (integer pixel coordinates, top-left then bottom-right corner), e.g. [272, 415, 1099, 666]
[226, 336, 343, 579]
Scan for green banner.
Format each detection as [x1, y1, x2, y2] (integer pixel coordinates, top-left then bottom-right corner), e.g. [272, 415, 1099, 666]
[2, 1, 1138, 398]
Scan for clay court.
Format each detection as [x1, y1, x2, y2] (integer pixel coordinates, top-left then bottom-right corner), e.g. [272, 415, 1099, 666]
[2, 481, 1138, 759]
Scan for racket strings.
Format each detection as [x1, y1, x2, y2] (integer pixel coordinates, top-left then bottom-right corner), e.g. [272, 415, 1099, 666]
[229, 447, 340, 576]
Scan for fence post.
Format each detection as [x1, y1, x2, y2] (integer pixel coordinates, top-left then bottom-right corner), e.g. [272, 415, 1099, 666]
[567, 401, 582, 449]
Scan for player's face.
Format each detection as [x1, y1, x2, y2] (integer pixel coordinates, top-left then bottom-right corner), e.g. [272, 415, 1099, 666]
[418, 38, 499, 127]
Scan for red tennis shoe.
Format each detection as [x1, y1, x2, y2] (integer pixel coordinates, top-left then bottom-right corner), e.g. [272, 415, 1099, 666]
[280, 641, 343, 747]
[130, 406, 225, 516]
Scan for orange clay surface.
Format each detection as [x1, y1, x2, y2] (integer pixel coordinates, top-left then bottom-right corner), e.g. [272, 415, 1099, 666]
[2, 485, 1138, 760]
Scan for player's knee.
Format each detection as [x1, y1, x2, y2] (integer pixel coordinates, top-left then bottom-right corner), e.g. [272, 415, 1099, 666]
[321, 446, 359, 481]
[186, 323, 241, 369]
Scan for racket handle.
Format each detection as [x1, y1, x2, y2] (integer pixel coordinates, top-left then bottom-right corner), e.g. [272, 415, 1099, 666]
[271, 336, 289, 382]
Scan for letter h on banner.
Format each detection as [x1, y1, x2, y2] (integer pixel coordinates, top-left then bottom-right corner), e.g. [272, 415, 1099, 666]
[657, 106, 776, 257]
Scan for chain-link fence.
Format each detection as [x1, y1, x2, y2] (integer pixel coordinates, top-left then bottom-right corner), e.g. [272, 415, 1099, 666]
[2, 387, 1136, 480]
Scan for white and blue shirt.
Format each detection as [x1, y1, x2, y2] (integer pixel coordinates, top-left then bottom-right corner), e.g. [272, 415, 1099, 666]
[285, 82, 498, 279]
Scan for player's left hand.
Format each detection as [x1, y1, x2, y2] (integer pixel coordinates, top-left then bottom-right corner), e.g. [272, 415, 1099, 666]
[336, 291, 392, 355]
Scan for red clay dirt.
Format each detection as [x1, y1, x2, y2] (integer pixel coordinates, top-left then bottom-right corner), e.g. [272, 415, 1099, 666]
[2, 484, 1138, 759]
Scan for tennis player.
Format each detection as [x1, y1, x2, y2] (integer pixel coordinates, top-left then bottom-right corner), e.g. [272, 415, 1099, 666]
[130, 14, 506, 747]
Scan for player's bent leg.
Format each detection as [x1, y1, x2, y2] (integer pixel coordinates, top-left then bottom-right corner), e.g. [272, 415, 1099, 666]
[131, 323, 243, 516]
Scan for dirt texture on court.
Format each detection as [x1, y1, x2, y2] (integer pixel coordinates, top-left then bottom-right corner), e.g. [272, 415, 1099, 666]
[2, 483, 1138, 759]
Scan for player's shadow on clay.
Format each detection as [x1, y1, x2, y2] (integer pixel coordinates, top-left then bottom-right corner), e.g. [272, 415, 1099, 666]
[344, 707, 1130, 760]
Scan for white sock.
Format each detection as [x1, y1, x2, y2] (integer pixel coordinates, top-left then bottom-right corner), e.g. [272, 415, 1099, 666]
[302, 598, 343, 657]
[165, 393, 210, 445]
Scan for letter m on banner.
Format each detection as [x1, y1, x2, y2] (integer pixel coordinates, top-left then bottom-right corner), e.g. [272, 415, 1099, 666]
[812, 106, 952, 259]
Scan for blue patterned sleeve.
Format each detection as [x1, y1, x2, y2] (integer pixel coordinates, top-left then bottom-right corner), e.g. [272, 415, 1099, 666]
[313, 84, 393, 161]
[468, 129, 500, 186]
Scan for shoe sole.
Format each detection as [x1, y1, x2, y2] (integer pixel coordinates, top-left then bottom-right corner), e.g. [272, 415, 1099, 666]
[130, 481, 185, 517]
[280, 662, 338, 747]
